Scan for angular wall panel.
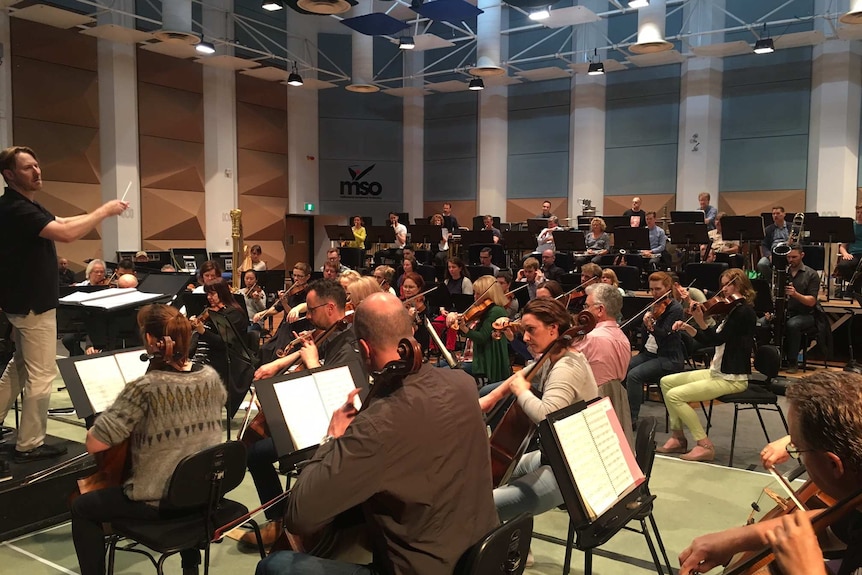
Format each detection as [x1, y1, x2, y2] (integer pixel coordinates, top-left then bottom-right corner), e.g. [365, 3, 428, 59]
[138, 83, 205, 142]
[237, 102, 288, 154]
[141, 188, 206, 241]
[13, 58, 98, 128]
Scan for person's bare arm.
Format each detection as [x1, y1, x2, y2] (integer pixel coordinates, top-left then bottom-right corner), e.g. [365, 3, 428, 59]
[41, 200, 128, 243]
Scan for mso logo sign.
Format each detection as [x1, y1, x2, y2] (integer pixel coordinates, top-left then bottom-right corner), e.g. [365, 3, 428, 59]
[340, 164, 382, 197]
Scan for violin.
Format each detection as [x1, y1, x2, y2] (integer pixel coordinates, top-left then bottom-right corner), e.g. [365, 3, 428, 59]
[274, 328, 320, 358]
[276, 280, 307, 308]
[556, 276, 599, 309]
[682, 277, 745, 327]
[489, 310, 597, 487]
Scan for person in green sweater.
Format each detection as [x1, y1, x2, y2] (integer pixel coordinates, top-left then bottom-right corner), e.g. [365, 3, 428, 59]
[445, 275, 512, 383]
[71, 304, 227, 575]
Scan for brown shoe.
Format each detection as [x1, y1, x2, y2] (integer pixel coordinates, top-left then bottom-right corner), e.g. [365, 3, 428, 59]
[239, 519, 281, 549]
[656, 437, 687, 454]
[680, 443, 715, 462]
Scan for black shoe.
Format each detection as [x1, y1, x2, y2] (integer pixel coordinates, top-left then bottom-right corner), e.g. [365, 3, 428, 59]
[14, 443, 68, 463]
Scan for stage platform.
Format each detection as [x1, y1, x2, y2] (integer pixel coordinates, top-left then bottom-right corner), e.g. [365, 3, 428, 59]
[0, 433, 93, 542]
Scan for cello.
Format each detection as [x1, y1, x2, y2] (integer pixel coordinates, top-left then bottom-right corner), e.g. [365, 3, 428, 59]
[488, 310, 597, 487]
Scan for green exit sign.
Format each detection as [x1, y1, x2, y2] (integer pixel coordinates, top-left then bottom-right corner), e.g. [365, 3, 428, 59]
[304, 203, 315, 212]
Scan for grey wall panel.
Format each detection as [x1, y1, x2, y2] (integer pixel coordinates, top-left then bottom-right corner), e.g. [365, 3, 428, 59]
[319, 117, 402, 160]
[606, 94, 680, 148]
[723, 80, 810, 139]
[607, 65, 681, 99]
[720, 135, 809, 191]
[424, 158, 477, 201]
[509, 106, 569, 155]
[605, 144, 678, 196]
[425, 91, 478, 119]
[507, 152, 569, 199]
[318, 158, 403, 216]
[425, 116, 477, 160]
[723, 48, 812, 85]
[508, 79, 570, 110]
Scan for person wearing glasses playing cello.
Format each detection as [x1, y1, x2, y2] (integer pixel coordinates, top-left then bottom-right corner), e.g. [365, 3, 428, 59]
[678, 371, 862, 575]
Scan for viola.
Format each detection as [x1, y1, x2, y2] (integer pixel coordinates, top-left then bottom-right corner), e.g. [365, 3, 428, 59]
[489, 310, 597, 487]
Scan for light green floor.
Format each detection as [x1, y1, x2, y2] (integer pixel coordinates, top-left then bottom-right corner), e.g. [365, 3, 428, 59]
[0, 370, 790, 575]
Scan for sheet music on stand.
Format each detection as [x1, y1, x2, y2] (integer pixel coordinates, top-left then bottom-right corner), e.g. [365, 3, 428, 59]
[57, 348, 150, 419]
[256, 360, 368, 461]
[538, 397, 645, 527]
[59, 288, 166, 311]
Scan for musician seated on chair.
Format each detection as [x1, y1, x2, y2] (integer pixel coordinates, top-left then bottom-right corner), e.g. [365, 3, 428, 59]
[479, 246, 500, 275]
[256, 293, 498, 575]
[678, 371, 862, 575]
[320, 247, 350, 274]
[639, 211, 668, 268]
[70, 304, 226, 575]
[373, 212, 408, 266]
[242, 278, 363, 549]
[540, 248, 565, 281]
[625, 271, 686, 423]
[574, 217, 610, 267]
[836, 204, 862, 296]
[782, 246, 821, 374]
[757, 206, 790, 279]
[482, 214, 502, 244]
[700, 212, 740, 263]
[515, 257, 544, 301]
[478, 298, 598, 521]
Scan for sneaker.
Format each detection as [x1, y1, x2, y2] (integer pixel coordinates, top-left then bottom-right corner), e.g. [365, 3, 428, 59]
[14, 443, 68, 463]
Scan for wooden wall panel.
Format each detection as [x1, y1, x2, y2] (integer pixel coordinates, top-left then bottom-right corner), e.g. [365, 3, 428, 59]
[236, 74, 287, 110]
[507, 198, 569, 224]
[14, 118, 100, 184]
[136, 49, 202, 94]
[13, 58, 98, 128]
[138, 83, 205, 142]
[604, 194, 675, 218]
[237, 102, 288, 154]
[10, 19, 97, 71]
[422, 201, 477, 225]
[719, 190, 805, 216]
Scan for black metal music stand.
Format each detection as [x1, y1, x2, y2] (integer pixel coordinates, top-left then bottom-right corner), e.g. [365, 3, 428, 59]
[324, 225, 354, 246]
[807, 216, 855, 301]
[553, 230, 588, 253]
[502, 231, 538, 270]
[611, 227, 650, 255]
[669, 222, 709, 268]
[720, 216, 764, 272]
[410, 224, 444, 249]
[366, 225, 396, 248]
[526, 218, 550, 235]
[601, 216, 635, 233]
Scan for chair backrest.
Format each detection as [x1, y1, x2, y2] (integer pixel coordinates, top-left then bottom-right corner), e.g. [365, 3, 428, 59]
[467, 265, 495, 282]
[753, 345, 781, 381]
[454, 513, 533, 575]
[684, 262, 729, 294]
[163, 441, 247, 510]
[634, 416, 657, 479]
[416, 264, 437, 286]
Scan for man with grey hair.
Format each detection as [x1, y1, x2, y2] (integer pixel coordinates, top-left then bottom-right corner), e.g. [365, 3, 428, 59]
[573, 283, 634, 442]
[262, 292, 498, 575]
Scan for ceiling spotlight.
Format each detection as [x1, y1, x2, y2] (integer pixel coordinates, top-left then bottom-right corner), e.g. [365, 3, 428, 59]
[753, 38, 774, 54]
[468, 77, 484, 91]
[262, 1, 283, 10]
[399, 36, 415, 50]
[628, 0, 649, 7]
[287, 62, 303, 87]
[587, 61, 605, 76]
[195, 41, 215, 55]
[528, 7, 550, 21]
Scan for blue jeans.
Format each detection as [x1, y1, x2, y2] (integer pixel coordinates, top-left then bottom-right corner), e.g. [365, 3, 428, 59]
[493, 450, 562, 522]
[625, 352, 685, 422]
[257, 551, 377, 575]
[785, 313, 816, 365]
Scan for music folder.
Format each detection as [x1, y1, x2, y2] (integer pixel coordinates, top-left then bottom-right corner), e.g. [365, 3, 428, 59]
[538, 397, 644, 526]
[57, 348, 150, 419]
[255, 360, 368, 460]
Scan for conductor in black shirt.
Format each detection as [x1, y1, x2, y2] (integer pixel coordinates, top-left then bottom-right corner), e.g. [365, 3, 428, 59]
[0, 146, 127, 462]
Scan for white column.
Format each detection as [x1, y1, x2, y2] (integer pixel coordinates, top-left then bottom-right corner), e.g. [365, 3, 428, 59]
[287, 17, 320, 215]
[403, 49, 424, 219]
[806, 39, 862, 216]
[676, 57, 723, 209]
[202, 0, 238, 254]
[0, 11, 13, 148]
[97, 1, 140, 256]
[477, 86, 508, 217]
[675, 0, 723, 211]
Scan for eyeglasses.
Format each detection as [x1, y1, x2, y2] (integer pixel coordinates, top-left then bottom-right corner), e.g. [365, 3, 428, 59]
[785, 443, 812, 460]
[307, 302, 329, 312]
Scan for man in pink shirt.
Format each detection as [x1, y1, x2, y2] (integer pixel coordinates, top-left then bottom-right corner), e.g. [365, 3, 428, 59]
[573, 283, 634, 446]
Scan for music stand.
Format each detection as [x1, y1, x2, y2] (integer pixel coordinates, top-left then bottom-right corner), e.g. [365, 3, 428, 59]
[750, 279, 774, 315]
[460, 230, 494, 247]
[553, 230, 588, 253]
[366, 225, 396, 252]
[502, 231, 538, 270]
[721, 216, 765, 272]
[324, 225, 354, 246]
[601, 216, 635, 233]
[410, 224, 444, 248]
[526, 218, 549, 235]
[611, 227, 650, 254]
[669, 223, 709, 267]
[807, 216, 855, 301]
[258, 270, 286, 296]
[670, 211, 705, 224]
[138, 273, 194, 308]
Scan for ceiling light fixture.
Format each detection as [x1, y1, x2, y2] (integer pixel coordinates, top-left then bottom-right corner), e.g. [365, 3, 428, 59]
[628, 0, 649, 8]
[287, 62, 303, 87]
[754, 23, 774, 55]
[195, 40, 215, 55]
[399, 36, 415, 50]
[468, 77, 484, 91]
[262, 1, 283, 10]
[528, 7, 550, 21]
[587, 61, 605, 75]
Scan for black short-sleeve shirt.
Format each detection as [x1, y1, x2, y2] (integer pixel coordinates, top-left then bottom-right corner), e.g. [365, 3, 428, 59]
[0, 187, 57, 314]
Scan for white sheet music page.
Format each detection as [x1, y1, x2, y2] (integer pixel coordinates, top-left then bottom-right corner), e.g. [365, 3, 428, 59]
[312, 365, 358, 417]
[553, 412, 617, 519]
[74, 356, 128, 413]
[583, 400, 635, 495]
[115, 350, 150, 384]
[273, 375, 331, 451]
[80, 290, 163, 309]
[60, 288, 136, 304]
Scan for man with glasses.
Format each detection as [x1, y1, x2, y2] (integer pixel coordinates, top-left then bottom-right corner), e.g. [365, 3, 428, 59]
[242, 279, 362, 548]
[320, 247, 350, 273]
[679, 371, 862, 575]
[572, 283, 633, 442]
[479, 247, 500, 275]
[256, 263, 311, 364]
